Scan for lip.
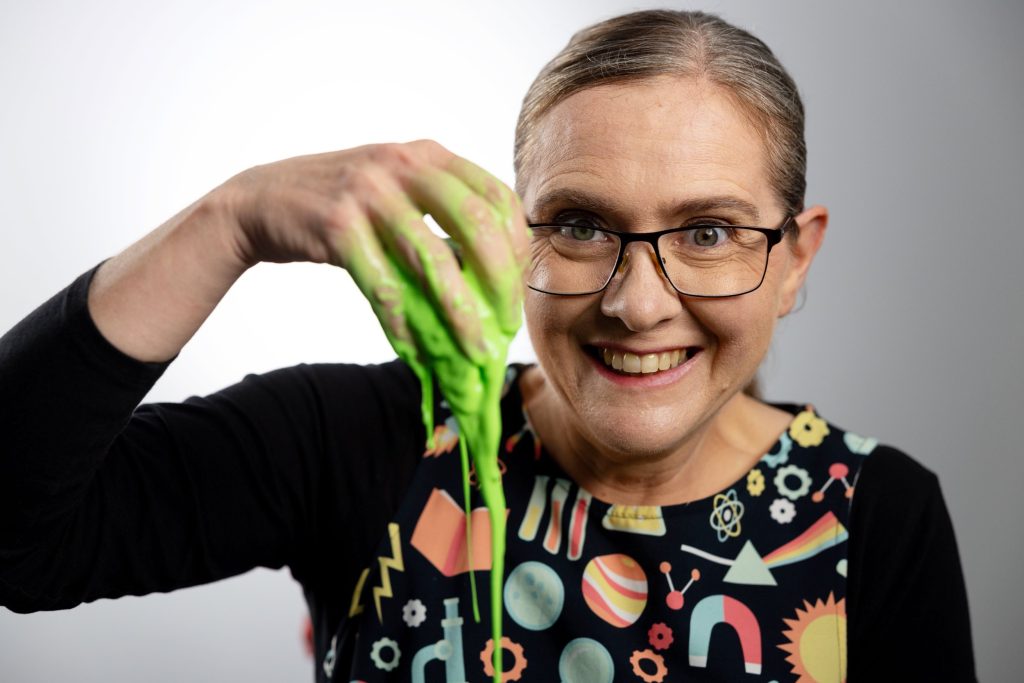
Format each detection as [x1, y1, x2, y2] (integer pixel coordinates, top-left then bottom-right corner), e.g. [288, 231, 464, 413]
[584, 344, 701, 388]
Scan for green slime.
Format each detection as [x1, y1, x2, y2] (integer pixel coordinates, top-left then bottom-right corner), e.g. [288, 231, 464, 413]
[344, 212, 520, 683]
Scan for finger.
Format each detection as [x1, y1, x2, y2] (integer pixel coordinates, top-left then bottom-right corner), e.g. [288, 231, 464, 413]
[403, 169, 524, 336]
[375, 244, 483, 412]
[443, 155, 530, 272]
[336, 214, 481, 444]
[405, 140, 529, 276]
[331, 213, 419, 358]
[367, 191, 489, 363]
[337, 211, 471, 402]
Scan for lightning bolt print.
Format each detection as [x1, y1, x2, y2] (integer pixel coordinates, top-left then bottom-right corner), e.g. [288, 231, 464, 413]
[372, 523, 405, 622]
[348, 567, 370, 617]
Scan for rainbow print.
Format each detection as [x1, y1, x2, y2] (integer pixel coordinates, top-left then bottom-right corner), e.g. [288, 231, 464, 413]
[763, 511, 848, 569]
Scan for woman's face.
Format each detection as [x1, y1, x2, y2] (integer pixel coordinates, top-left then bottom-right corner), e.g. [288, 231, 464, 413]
[519, 75, 825, 461]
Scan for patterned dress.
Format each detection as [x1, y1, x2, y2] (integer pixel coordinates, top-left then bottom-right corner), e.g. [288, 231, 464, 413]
[328, 365, 875, 682]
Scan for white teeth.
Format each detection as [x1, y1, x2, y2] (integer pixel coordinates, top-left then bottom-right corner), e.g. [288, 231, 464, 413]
[641, 354, 659, 373]
[598, 347, 689, 375]
[658, 353, 671, 371]
[623, 353, 642, 373]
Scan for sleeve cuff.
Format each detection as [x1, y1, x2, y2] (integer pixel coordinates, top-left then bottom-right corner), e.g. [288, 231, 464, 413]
[64, 259, 177, 389]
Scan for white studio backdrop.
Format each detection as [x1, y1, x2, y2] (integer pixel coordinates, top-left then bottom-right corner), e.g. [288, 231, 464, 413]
[1, 1, 1021, 681]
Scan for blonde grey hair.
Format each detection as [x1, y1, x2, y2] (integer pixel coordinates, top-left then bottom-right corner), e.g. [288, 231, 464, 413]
[513, 9, 807, 219]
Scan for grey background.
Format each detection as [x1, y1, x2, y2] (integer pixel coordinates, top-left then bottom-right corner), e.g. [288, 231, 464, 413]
[1, 0, 1021, 680]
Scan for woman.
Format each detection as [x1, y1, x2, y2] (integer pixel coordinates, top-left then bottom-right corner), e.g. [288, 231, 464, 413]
[0, 9, 975, 682]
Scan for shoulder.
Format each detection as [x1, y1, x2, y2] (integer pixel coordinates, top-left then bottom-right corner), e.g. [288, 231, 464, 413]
[850, 443, 942, 523]
[840, 446, 977, 679]
[855, 443, 938, 488]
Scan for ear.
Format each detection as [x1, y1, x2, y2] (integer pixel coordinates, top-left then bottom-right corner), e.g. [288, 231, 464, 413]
[778, 205, 828, 317]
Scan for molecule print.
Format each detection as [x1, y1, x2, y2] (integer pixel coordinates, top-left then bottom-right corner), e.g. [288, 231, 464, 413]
[812, 462, 854, 502]
[659, 562, 700, 610]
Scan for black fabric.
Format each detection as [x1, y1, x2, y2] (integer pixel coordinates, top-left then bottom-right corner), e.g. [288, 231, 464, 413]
[0, 263, 976, 681]
[847, 446, 976, 681]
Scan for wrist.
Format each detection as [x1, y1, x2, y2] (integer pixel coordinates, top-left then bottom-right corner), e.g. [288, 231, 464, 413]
[181, 183, 254, 277]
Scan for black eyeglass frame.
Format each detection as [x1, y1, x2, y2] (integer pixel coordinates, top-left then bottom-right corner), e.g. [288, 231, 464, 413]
[525, 215, 795, 298]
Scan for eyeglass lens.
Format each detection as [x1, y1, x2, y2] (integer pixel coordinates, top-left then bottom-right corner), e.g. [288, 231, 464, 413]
[527, 225, 771, 296]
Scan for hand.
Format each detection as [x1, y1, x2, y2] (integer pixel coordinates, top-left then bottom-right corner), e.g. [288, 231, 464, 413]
[216, 140, 529, 363]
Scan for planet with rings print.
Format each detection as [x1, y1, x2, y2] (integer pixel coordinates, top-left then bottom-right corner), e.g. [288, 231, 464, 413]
[581, 553, 648, 627]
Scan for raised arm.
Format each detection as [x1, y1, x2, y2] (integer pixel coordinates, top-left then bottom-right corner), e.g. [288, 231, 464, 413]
[90, 141, 526, 365]
[0, 140, 527, 610]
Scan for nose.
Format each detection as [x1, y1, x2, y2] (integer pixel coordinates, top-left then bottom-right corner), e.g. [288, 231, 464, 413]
[600, 242, 682, 331]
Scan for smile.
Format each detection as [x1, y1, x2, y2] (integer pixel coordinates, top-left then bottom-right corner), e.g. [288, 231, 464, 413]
[598, 347, 694, 375]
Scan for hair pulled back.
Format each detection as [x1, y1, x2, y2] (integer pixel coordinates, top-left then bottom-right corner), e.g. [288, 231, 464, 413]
[513, 10, 806, 218]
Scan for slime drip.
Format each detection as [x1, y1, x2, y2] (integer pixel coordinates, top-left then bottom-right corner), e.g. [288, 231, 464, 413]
[401, 276, 513, 683]
[345, 215, 520, 683]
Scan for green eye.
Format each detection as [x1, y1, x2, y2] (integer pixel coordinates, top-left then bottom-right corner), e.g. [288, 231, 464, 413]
[693, 226, 725, 247]
[570, 226, 597, 241]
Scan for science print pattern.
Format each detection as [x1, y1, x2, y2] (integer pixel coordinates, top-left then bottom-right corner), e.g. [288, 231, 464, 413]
[332, 365, 871, 682]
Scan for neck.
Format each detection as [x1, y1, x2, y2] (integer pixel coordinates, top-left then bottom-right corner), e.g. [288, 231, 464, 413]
[520, 366, 791, 506]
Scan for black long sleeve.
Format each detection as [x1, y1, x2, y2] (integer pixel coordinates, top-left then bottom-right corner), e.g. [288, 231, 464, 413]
[847, 446, 977, 681]
[0, 262, 423, 615]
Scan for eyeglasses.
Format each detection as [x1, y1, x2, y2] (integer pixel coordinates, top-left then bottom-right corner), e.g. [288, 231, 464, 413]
[525, 215, 794, 297]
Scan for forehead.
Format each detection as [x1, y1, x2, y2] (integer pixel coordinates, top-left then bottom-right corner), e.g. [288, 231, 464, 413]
[522, 76, 775, 223]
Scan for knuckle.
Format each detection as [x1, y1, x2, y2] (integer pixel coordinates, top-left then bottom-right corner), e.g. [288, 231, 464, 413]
[408, 138, 443, 154]
[364, 141, 430, 179]
[355, 143, 411, 176]
[407, 138, 451, 165]
[321, 198, 360, 235]
[368, 142, 404, 163]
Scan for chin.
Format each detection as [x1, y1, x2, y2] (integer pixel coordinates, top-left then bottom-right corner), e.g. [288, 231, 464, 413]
[575, 400, 693, 460]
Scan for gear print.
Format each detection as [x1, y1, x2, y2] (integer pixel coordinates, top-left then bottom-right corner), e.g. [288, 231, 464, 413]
[481, 637, 528, 682]
[647, 622, 674, 651]
[769, 497, 797, 524]
[746, 468, 766, 496]
[630, 648, 668, 682]
[760, 431, 793, 469]
[402, 598, 427, 627]
[370, 637, 401, 672]
[774, 464, 812, 501]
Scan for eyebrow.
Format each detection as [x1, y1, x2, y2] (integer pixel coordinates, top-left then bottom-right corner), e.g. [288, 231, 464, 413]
[530, 187, 762, 224]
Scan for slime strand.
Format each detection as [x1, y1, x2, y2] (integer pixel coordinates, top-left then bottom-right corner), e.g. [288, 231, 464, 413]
[459, 434, 481, 623]
[342, 194, 522, 683]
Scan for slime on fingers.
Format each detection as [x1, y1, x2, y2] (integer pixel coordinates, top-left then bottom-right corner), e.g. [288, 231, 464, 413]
[342, 197, 522, 683]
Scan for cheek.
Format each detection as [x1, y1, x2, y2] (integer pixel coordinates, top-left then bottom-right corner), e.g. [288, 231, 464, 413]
[524, 292, 573, 362]
[524, 293, 554, 342]
[699, 255, 790, 348]
[524, 293, 597, 372]
[689, 295, 778, 374]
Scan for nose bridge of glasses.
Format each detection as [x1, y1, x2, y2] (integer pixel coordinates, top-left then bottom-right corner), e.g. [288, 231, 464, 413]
[613, 239, 675, 296]
[617, 238, 664, 275]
